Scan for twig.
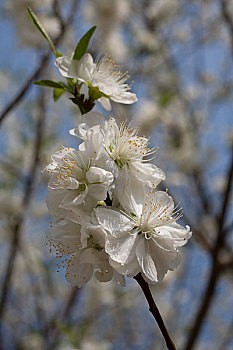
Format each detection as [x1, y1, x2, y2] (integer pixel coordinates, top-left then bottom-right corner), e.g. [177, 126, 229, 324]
[0, 91, 46, 337]
[183, 145, 233, 350]
[46, 287, 80, 350]
[134, 273, 176, 350]
[0, 0, 78, 128]
[221, 0, 233, 58]
[0, 157, 27, 183]
[0, 53, 49, 128]
[182, 1, 233, 346]
[0, 3, 79, 342]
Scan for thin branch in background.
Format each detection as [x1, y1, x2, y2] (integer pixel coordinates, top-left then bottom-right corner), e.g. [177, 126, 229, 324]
[0, 0, 78, 128]
[0, 1, 79, 334]
[183, 145, 233, 350]
[46, 287, 80, 350]
[133, 273, 176, 350]
[0, 157, 27, 183]
[0, 91, 46, 341]
[0, 51, 49, 128]
[221, 0, 233, 58]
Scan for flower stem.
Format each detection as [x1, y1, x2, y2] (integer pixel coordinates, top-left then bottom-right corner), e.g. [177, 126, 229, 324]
[133, 273, 176, 350]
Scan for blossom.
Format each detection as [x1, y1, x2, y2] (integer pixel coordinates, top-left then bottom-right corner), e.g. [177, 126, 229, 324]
[70, 112, 166, 189]
[48, 218, 125, 287]
[95, 189, 191, 283]
[44, 128, 114, 216]
[55, 53, 137, 110]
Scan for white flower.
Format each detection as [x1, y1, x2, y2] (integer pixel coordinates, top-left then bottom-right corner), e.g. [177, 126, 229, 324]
[70, 113, 166, 189]
[55, 53, 137, 110]
[44, 128, 114, 215]
[95, 189, 191, 283]
[48, 218, 125, 288]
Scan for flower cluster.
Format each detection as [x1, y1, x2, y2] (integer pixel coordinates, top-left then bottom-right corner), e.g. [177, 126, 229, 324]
[45, 52, 191, 288]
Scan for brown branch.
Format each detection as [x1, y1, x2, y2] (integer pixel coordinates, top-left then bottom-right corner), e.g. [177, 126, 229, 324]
[46, 287, 80, 350]
[0, 3, 79, 341]
[220, 254, 233, 271]
[134, 273, 176, 350]
[183, 145, 233, 350]
[182, 2, 233, 347]
[0, 91, 46, 337]
[221, 0, 233, 58]
[0, 0, 78, 128]
[0, 157, 27, 183]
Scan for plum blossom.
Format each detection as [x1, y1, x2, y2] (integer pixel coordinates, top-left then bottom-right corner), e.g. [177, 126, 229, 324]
[70, 112, 166, 189]
[44, 127, 114, 215]
[48, 218, 125, 287]
[95, 188, 191, 283]
[55, 53, 137, 110]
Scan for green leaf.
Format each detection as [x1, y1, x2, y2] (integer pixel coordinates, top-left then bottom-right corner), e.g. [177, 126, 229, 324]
[33, 80, 67, 89]
[53, 88, 65, 101]
[27, 7, 62, 58]
[72, 26, 97, 61]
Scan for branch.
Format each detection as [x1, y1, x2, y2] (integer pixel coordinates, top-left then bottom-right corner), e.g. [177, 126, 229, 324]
[221, 0, 233, 58]
[0, 157, 27, 183]
[46, 287, 80, 350]
[0, 2, 79, 339]
[0, 53, 49, 128]
[182, 2, 233, 346]
[183, 145, 233, 350]
[0, 0, 78, 128]
[134, 273, 176, 350]
[0, 91, 46, 335]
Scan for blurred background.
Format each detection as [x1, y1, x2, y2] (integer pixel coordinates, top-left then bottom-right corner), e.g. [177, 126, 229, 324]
[0, 0, 233, 349]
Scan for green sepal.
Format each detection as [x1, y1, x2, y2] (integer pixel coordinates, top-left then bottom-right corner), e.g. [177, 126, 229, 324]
[27, 7, 62, 58]
[53, 88, 65, 101]
[71, 26, 97, 61]
[66, 77, 76, 90]
[88, 84, 110, 101]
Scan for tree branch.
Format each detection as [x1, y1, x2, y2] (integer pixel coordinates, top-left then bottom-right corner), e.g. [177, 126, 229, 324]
[134, 273, 176, 350]
[0, 0, 78, 128]
[183, 145, 233, 350]
[46, 287, 80, 350]
[0, 91, 46, 337]
[0, 3, 79, 341]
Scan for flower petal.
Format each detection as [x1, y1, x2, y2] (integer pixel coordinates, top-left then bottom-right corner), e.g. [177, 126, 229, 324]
[136, 239, 158, 282]
[86, 166, 113, 185]
[46, 190, 68, 218]
[155, 224, 192, 249]
[95, 263, 113, 282]
[111, 91, 138, 104]
[55, 56, 78, 79]
[136, 238, 181, 283]
[66, 257, 93, 288]
[99, 97, 112, 111]
[105, 232, 138, 264]
[115, 170, 144, 216]
[95, 207, 135, 238]
[69, 111, 105, 140]
[130, 162, 166, 187]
